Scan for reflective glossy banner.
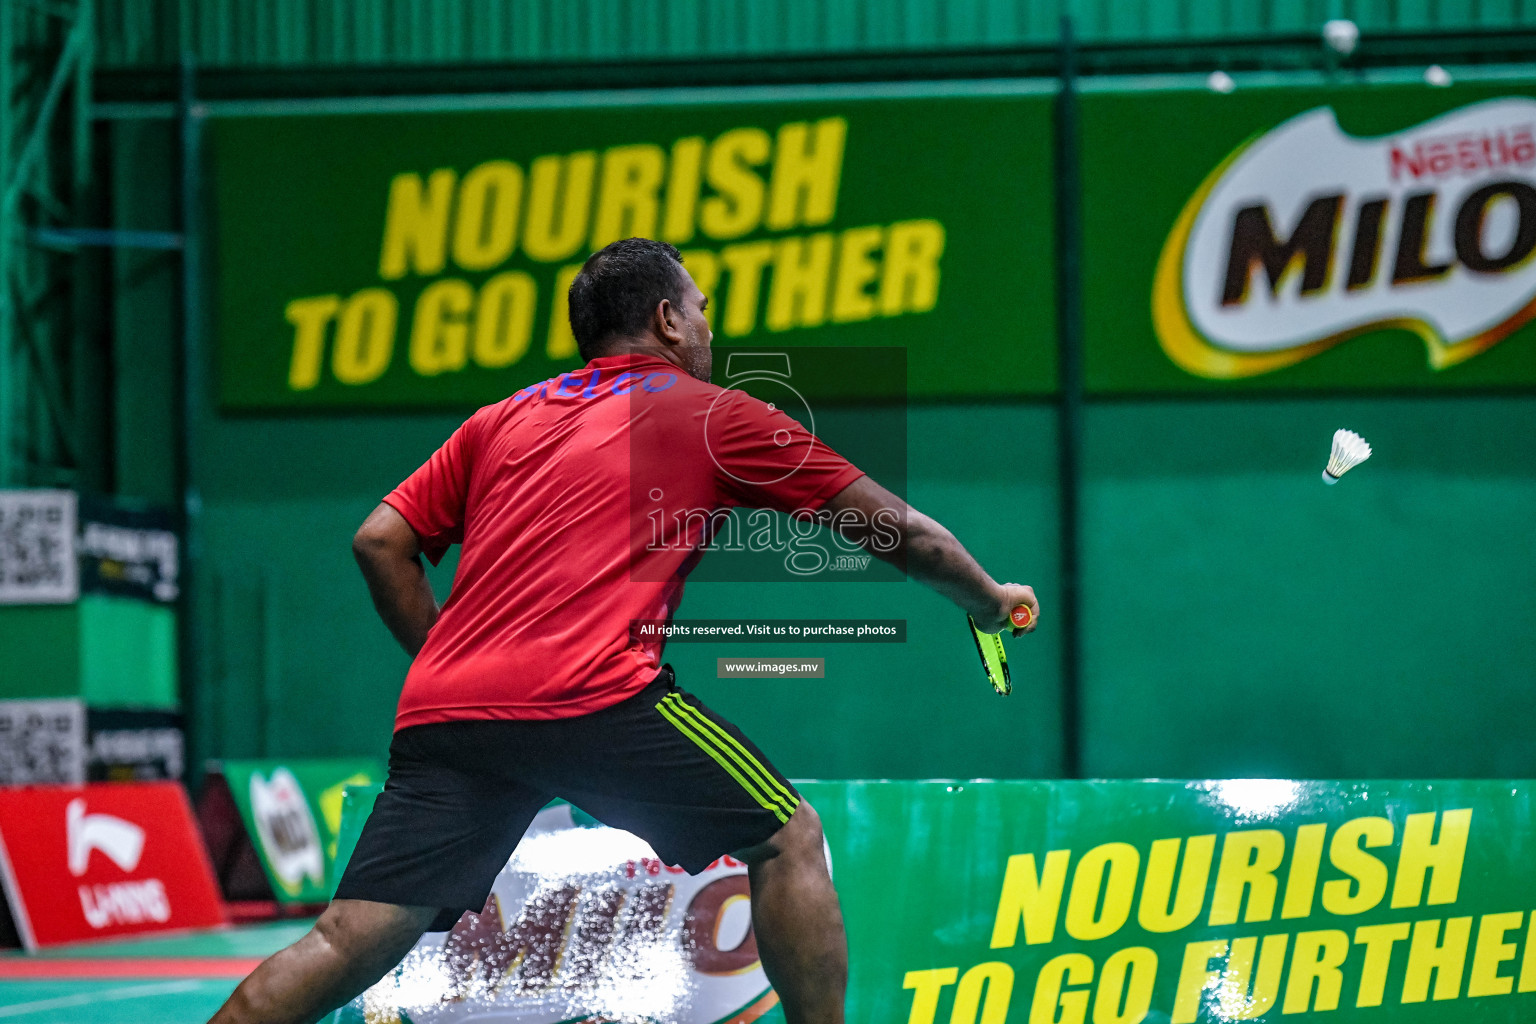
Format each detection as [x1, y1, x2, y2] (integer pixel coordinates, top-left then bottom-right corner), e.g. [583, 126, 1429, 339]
[329, 779, 1536, 1022]
[331, 796, 783, 1024]
[809, 779, 1536, 1024]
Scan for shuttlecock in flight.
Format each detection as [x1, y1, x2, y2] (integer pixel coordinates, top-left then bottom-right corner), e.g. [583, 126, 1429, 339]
[1323, 429, 1371, 484]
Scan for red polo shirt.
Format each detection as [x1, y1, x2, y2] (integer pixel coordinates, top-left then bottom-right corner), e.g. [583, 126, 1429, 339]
[382, 353, 864, 728]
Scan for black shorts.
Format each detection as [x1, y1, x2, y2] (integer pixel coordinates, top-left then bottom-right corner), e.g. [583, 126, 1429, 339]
[334, 666, 799, 931]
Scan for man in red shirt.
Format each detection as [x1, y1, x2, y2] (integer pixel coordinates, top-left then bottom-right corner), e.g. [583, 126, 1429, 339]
[211, 238, 1036, 1024]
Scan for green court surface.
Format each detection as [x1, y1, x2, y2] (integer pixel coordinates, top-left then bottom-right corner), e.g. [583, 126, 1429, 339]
[0, 919, 311, 1023]
[0, 979, 237, 1023]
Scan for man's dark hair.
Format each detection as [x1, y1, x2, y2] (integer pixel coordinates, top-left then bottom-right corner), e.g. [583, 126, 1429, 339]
[568, 238, 687, 360]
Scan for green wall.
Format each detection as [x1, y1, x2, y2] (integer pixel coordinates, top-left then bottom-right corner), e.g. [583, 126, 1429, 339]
[156, 386, 1536, 779]
[0, 606, 80, 694]
[107, 104, 1536, 782]
[668, 404, 1062, 779]
[111, 118, 180, 509]
[0, 596, 178, 707]
[181, 402, 1061, 778]
[1082, 396, 1536, 778]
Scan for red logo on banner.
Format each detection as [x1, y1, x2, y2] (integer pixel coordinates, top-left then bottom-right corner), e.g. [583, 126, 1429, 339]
[0, 782, 225, 948]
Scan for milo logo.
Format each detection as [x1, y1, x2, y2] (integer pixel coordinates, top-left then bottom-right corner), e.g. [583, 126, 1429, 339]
[1154, 98, 1536, 378]
[249, 767, 325, 897]
[340, 803, 787, 1024]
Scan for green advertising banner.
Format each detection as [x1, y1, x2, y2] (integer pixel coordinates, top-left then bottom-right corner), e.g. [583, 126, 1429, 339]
[220, 757, 383, 904]
[330, 778, 1536, 1022]
[810, 780, 1536, 1023]
[209, 84, 1056, 409]
[1082, 76, 1536, 392]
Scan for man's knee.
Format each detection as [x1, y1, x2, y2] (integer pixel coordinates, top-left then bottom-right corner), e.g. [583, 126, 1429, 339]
[312, 899, 436, 965]
[781, 800, 824, 850]
[740, 800, 825, 866]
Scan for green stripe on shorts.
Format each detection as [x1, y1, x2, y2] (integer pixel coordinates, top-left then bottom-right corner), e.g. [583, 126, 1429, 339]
[655, 696, 793, 823]
[662, 694, 799, 816]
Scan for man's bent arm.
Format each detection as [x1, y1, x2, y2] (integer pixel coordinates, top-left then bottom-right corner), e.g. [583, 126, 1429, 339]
[353, 503, 439, 657]
[819, 476, 1038, 636]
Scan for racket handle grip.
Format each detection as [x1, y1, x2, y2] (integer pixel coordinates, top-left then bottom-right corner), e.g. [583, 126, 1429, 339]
[1010, 605, 1034, 629]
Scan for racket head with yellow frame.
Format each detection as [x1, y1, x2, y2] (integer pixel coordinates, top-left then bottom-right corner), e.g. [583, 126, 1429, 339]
[968, 614, 1012, 696]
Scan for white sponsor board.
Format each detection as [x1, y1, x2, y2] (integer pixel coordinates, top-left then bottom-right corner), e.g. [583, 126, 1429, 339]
[1155, 98, 1536, 378]
[337, 803, 782, 1024]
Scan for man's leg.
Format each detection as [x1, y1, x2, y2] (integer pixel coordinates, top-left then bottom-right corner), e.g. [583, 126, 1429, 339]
[739, 802, 847, 1024]
[209, 898, 438, 1024]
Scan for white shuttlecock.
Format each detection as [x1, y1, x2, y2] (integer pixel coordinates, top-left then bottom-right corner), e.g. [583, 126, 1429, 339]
[1323, 429, 1371, 484]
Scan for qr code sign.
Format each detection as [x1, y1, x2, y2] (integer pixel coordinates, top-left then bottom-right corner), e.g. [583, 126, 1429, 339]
[0, 490, 78, 604]
[0, 699, 85, 784]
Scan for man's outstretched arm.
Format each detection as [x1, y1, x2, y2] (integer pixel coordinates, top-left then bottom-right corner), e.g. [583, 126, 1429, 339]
[819, 475, 1038, 636]
[353, 503, 439, 657]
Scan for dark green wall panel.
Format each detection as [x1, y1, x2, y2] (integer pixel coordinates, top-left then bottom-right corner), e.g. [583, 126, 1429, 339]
[97, 0, 1536, 69]
[0, 607, 80, 694]
[111, 120, 180, 507]
[192, 412, 464, 761]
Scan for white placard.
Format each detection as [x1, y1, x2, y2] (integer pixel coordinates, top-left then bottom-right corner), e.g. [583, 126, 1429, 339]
[0, 698, 86, 784]
[0, 490, 78, 604]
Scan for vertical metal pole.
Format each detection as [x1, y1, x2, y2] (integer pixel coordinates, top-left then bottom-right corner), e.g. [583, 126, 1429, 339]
[207, 569, 224, 765]
[1053, 15, 1086, 779]
[179, 53, 209, 779]
[260, 570, 279, 757]
[73, 0, 92, 192]
[72, 0, 98, 490]
[0, 3, 14, 487]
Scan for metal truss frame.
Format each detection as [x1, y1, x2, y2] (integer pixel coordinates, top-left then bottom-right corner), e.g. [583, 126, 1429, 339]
[0, 0, 96, 487]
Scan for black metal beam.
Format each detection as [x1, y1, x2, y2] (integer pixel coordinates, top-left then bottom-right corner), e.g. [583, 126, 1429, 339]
[30, 226, 183, 249]
[177, 54, 212, 786]
[1053, 16, 1085, 781]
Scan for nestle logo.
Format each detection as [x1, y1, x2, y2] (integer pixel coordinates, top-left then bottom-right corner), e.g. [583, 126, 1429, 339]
[1388, 125, 1536, 181]
[1156, 98, 1536, 380]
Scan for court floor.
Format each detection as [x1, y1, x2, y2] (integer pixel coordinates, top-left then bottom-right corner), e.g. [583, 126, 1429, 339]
[0, 919, 311, 1023]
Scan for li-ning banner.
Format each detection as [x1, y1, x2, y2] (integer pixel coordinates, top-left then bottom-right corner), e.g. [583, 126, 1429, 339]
[209, 85, 1056, 409]
[1084, 79, 1536, 391]
[327, 779, 1536, 1022]
[0, 782, 225, 948]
